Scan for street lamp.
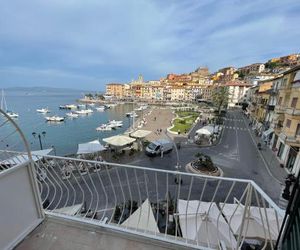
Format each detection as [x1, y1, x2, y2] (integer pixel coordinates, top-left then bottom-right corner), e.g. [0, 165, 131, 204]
[164, 129, 182, 184]
[32, 131, 46, 150]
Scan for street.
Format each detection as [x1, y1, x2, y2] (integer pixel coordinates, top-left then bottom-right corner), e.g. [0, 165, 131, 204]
[125, 110, 285, 204]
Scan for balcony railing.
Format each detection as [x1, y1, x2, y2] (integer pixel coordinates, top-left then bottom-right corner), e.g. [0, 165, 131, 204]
[1, 151, 285, 250]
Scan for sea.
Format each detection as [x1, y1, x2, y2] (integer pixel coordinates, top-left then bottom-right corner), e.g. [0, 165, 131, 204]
[1, 89, 136, 156]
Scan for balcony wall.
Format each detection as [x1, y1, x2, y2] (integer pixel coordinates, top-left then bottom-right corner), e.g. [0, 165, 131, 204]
[0, 159, 44, 250]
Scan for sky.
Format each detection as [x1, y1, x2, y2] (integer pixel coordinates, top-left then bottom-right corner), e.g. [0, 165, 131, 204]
[0, 0, 299, 91]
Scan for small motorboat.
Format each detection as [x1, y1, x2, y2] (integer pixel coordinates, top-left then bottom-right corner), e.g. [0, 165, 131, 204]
[130, 112, 138, 118]
[6, 111, 19, 118]
[96, 124, 112, 131]
[108, 120, 123, 127]
[66, 112, 79, 118]
[75, 109, 93, 115]
[96, 106, 105, 111]
[37, 108, 50, 113]
[45, 116, 65, 122]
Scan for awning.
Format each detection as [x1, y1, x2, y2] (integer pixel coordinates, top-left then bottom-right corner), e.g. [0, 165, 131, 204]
[1, 148, 53, 165]
[77, 139, 105, 155]
[103, 135, 136, 147]
[177, 200, 237, 249]
[129, 130, 152, 138]
[263, 128, 274, 137]
[122, 198, 159, 233]
[219, 203, 283, 240]
[195, 126, 214, 136]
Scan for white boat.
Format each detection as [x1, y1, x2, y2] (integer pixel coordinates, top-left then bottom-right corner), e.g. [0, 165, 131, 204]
[37, 108, 50, 113]
[1, 90, 19, 118]
[126, 111, 136, 117]
[134, 105, 148, 111]
[66, 112, 79, 118]
[130, 112, 138, 118]
[96, 124, 112, 131]
[108, 120, 123, 127]
[96, 106, 105, 111]
[77, 104, 86, 108]
[88, 103, 95, 107]
[65, 104, 77, 109]
[75, 109, 93, 115]
[106, 103, 117, 108]
[45, 116, 65, 122]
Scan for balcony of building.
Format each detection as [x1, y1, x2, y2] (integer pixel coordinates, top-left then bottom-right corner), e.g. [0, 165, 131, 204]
[285, 107, 300, 116]
[0, 150, 285, 250]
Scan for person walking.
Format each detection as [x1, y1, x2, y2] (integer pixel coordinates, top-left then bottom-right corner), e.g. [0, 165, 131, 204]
[161, 145, 164, 158]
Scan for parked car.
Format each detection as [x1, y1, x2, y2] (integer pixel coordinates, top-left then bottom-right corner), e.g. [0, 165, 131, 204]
[145, 139, 173, 156]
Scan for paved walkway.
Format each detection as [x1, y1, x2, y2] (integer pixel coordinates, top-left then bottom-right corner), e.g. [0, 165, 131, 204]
[141, 108, 175, 141]
[243, 114, 287, 184]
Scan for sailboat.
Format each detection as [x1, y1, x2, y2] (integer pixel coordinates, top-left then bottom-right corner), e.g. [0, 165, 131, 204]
[1, 90, 19, 118]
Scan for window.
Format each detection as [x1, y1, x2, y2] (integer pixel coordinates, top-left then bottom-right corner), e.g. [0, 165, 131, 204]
[278, 97, 282, 105]
[277, 142, 284, 158]
[291, 97, 298, 108]
[286, 119, 292, 128]
[296, 124, 300, 136]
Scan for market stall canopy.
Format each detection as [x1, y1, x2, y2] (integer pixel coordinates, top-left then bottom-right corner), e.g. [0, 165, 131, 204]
[122, 198, 159, 233]
[195, 126, 214, 136]
[177, 199, 237, 249]
[130, 130, 152, 138]
[103, 135, 136, 147]
[0, 148, 53, 165]
[219, 202, 283, 240]
[77, 139, 105, 155]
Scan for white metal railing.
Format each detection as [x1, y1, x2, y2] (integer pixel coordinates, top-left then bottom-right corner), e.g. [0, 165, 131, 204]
[1, 151, 285, 250]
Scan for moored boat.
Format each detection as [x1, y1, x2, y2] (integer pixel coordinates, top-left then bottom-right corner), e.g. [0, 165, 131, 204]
[66, 112, 79, 118]
[37, 108, 50, 113]
[45, 116, 65, 122]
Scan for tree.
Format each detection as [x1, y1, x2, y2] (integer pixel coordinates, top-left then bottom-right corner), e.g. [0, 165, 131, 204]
[85, 93, 93, 99]
[211, 86, 229, 114]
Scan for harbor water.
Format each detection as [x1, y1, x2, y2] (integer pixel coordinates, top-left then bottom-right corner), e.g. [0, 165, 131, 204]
[1, 89, 136, 155]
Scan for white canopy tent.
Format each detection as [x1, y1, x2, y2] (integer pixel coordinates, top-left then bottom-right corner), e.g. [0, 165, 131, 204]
[122, 198, 159, 233]
[129, 129, 152, 139]
[1, 148, 53, 165]
[177, 200, 237, 249]
[103, 135, 136, 147]
[77, 139, 105, 155]
[195, 126, 214, 136]
[262, 128, 274, 138]
[219, 203, 283, 240]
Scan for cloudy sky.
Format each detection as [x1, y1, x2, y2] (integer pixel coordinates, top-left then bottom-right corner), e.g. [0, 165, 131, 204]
[0, 0, 299, 90]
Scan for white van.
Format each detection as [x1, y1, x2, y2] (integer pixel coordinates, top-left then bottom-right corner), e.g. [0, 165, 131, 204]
[145, 139, 173, 156]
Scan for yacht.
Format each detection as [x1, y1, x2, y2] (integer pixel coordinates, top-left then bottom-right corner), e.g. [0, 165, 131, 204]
[66, 112, 79, 118]
[1, 90, 19, 118]
[65, 104, 77, 109]
[37, 108, 50, 113]
[45, 116, 65, 122]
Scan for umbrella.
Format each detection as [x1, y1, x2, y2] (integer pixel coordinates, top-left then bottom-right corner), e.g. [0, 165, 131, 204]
[122, 198, 159, 233]
[195, 126, 214, 136]
[129, 130, 152, 138]
[77, 139, 105, 155]
[103, 135, 136, 147]
[177, 200, 237, 249]
[219, 203, 283, 240]
[1, 148, 53, 165]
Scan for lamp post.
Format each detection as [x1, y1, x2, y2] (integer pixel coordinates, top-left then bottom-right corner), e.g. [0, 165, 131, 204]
[32, 131, 46, 150]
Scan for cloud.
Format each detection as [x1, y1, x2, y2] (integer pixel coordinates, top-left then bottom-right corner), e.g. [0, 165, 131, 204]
[0, 0, 299, 89]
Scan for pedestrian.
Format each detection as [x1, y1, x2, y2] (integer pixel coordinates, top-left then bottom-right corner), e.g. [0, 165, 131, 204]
[160, 128, 162, 133]
[161, 145, 164, 158]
